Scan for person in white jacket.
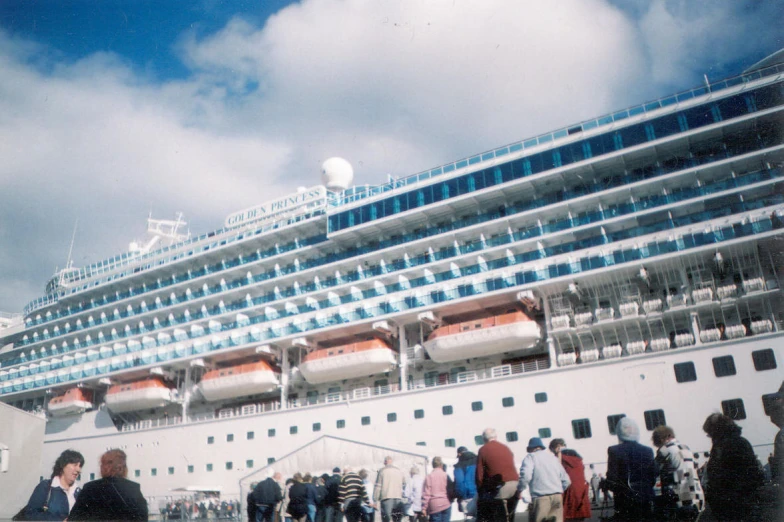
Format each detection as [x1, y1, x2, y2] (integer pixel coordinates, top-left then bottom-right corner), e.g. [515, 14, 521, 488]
[403, 466, 425, 522]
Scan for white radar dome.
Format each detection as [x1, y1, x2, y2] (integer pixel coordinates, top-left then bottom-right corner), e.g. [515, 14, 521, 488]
[321, 157, 354, 191]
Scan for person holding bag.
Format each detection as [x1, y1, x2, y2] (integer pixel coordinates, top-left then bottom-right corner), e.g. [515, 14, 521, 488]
[16, 449, 84, 521]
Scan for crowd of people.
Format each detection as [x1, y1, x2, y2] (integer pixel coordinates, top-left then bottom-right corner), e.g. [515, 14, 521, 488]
[15, 381, 783, 522]
[159, 497, 241, 519]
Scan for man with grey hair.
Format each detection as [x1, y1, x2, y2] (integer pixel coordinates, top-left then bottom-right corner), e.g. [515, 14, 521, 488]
[374, 456, 406, 522]
[476, 428, 519, 522]
[606, 417, 656, 520]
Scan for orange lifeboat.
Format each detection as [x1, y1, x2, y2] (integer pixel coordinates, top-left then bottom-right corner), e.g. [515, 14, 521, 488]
[105, 379, 173, 413]
[299, 339, 397, 384]
[48, 388, 93, 416]
[423, 310, 541, 363]
[197, 361, 280, 401]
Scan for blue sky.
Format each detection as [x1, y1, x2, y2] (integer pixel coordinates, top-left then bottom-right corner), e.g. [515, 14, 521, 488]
[0, 0, 781, 313]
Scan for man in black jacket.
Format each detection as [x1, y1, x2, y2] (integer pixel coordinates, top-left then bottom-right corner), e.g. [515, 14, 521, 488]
[251, 471, 283, 522]
[69, 449, 148, 521]
[324, 467, 344, 522]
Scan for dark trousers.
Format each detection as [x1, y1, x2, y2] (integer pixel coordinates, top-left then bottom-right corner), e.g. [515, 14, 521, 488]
[257, 504, 276, 522]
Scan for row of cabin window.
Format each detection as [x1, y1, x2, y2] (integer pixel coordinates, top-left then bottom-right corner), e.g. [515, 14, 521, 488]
[125, 458, 277, 479]
[674, 348, 777, 382]
[205, 396, 524, 445]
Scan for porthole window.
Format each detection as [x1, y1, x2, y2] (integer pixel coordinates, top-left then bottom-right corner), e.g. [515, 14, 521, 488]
[673, 362, 697, 383]
[721, 399, 746, 420]
[644, 409, 667, 430]
[571, 419, 592, 439]
[752, 349, 776, 371]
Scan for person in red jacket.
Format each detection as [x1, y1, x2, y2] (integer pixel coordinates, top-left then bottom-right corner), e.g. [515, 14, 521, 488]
[549, 439, 592, 521]
[476, 427, 519, 522]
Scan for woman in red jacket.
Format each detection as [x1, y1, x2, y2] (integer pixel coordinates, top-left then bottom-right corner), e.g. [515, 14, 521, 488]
[550, 439, 592, 521]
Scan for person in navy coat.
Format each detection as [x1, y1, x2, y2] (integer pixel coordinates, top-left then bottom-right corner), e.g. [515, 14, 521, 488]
[68, 449, 148, 521]
[605, 418, 656, 521]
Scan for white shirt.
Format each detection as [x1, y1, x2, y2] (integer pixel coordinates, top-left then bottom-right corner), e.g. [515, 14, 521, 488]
[51, 476, 78, 511]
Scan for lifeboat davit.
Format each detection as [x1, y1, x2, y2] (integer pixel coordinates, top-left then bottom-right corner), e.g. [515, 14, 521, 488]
[198, 361, 280, 401]
[48, 388, 93, 416]
[105, 379, 173, 413]
[423, 310, 541, 363]
[299, 339, 397, 384]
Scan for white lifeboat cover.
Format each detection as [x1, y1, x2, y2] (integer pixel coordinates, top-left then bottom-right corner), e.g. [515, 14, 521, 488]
[48, 388, 93, 416]
[105, 380, 172, 413]
[423, 311, 541, 363]
[198, 362, 279, 401]
[299, 340, 396, 385]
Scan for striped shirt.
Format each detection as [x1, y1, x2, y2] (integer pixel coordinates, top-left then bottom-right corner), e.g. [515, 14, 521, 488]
[338, 472, 369, 503]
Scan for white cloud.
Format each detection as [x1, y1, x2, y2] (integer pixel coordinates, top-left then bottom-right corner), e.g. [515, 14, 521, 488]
[0, 0, 774, 312]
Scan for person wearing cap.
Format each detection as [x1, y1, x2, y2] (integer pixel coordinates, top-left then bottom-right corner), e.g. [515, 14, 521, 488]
[605, 418, 656, 521]
[476, 427, 519, 522]
[454, 446, 477, 513]
[516, 437, 570, 522]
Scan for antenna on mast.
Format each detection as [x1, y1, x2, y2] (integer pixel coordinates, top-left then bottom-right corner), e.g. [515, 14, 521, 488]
[65, 219, 79, 269]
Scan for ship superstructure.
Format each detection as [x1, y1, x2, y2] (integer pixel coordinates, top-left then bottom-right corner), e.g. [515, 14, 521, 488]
[1, 55, 783, 506]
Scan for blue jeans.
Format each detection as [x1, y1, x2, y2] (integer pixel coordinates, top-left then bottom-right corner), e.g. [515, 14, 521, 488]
[428, 506, 451, 522]
[307, 505, 317, 522]
[256, 504, 275, 522]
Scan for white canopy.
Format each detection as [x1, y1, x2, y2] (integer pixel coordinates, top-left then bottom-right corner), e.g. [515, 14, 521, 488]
[238, 435, 428, 518]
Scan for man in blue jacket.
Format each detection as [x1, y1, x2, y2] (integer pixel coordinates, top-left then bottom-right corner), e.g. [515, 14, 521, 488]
[454, 446, 477, 513]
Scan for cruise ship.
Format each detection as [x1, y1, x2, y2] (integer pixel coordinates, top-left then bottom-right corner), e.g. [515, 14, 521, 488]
[1, 51, 783, 510]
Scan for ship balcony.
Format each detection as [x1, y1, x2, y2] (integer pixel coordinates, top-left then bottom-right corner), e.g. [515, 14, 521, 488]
[17, 117, 784, 342]
[1, 207, 782, 398]
[11, 159, 783, 370]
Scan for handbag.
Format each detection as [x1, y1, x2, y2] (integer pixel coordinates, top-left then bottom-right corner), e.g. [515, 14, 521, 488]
[13, 481, 53, 521]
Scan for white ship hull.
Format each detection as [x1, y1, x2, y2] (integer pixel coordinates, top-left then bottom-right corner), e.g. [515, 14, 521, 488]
[37, 335, 783, 501]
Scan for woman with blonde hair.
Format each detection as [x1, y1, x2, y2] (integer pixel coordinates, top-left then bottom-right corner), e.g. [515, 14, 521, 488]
[421, 457, 451, 522]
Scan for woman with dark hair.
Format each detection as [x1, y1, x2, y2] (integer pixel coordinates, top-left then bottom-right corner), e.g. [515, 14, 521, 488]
[287, 473, 310, 522]
[651, 425, 704, 521]
[19, 449, 84, 520]
[68, 449, 148, 520]
[702, 413, 764, 521]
